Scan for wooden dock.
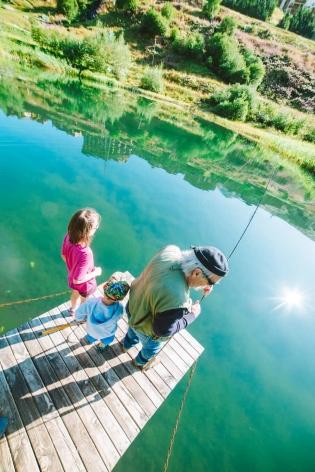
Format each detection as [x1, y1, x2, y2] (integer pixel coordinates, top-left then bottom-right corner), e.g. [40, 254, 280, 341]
[0, 282, 204, 472]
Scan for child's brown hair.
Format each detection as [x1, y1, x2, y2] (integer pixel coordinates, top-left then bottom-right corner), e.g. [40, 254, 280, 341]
[68, 208, 100, 245]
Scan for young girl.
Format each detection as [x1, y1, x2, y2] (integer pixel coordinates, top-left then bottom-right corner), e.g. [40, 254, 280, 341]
[61, 208, 102, 314]
[75, 280, 130, 351]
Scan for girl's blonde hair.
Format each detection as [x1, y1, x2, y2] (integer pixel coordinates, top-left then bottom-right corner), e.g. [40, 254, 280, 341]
[68, 208, 100, 245]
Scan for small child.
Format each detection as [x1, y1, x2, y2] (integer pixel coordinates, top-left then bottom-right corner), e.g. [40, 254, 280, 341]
[75, 280, 130, 351]
[61, 208, 102, 314]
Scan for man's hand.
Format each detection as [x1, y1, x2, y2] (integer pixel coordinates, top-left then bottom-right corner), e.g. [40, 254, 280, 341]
[191, 301, 201, 318]
[203, 286, 213, 297]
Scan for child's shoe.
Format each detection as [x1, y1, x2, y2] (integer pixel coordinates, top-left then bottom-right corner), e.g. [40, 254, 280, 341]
[84, 334, 95, 344]
[96, 342, 108, 352]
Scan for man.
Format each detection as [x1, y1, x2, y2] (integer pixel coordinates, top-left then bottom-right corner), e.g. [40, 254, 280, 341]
[122, 244, 229, 369]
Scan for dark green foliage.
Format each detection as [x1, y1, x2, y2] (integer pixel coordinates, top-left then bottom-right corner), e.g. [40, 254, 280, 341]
[57, 0, 79, 21]
[304, 128, 315, 143]
[207, 32, 247, 82]
[161, 2, 176, 20]
[210, 84, 256, 121]
[217, 16, 237, 35]
[242, 49, 265, 86]
[279, 12, 292, 30]
[116, 0, 139, 14]
[141, 8, 169, 37]
[203, 0, 222, 20]
[172, 31, 205, 59]
[207, 32, 265, 86]
[288, 6, 315, 39]
[31, 26, 131, 79]
[222, 0, 277, 21]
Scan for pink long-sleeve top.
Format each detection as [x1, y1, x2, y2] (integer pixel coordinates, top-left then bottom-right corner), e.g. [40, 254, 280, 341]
[62, 234, 97, 296]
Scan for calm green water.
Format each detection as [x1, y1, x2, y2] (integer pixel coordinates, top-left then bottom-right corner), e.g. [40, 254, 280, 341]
[0, 75, 315, 471]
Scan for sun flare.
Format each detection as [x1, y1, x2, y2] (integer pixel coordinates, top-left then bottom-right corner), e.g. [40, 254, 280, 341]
[273, 287, 306, 312]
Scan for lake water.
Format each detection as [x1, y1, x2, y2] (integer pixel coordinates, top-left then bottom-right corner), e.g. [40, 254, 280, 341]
[0, 75, 315, 471]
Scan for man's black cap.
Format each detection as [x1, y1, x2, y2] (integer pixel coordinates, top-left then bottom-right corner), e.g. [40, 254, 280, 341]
[192, 246, 229, 277]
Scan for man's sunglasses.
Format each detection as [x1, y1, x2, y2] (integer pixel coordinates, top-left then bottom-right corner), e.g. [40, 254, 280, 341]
[202, 271, 217, 286]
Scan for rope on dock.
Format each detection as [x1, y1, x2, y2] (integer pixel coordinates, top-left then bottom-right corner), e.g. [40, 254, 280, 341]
[163, 360, 198, 472]
[0, 290, 70, 309]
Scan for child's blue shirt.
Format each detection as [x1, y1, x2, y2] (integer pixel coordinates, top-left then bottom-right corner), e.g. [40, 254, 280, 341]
[75, 297, 124, 341]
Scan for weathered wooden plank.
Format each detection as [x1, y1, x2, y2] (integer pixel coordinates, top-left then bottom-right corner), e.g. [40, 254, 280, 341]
[32, 308, 120, 471]
[168, 337, 196, 367]
[28, 309, 131, 458]
[56, 303, 146, 436]
[0, 333, 63, 472]
[30, 312, 112, 472]
[0, 436, 15, 472]
[0, 369, 40, 472]
[55, 306, 150, 428]
[19, 319, 91, 472]
[176, 328, 204, 354]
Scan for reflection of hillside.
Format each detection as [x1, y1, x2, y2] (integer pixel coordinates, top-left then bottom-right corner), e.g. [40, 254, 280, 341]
[0, 75, 314, 240]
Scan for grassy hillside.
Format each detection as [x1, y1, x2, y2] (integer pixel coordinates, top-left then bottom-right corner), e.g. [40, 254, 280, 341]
[0, 0, 314, 172]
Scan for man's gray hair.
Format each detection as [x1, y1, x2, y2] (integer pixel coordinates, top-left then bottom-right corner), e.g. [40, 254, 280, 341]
[180, 249, 216, 278]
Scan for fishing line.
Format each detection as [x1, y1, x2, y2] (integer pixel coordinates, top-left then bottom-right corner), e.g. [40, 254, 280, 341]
[227, 163, 278, 260]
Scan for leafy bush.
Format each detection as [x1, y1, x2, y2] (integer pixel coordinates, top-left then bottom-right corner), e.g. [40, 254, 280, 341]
[242, 49, 265, 86]
[161, 2, 176, 20]
[115, 0, 139, 14]
[288, 6, 315, 39]
[140, 66, 164, 92]
[303, 128, 315, 143]
[209, 84, 256, 121]
[203, 0, 222, 20]
[141, 8, 169, 37]
[257, 28, 273, 40]
[207, 32, 247, 83]
[57, 0, 79, 21]
[222, 0, 277, 21]
[217, 16, 237, 35]
[172, 32, 205, 59]
[254, 102, 306, 135]
[31, 26, 131, 79]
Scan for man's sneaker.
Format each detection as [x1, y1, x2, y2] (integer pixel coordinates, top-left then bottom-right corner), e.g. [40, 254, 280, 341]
[132, 356, 158, 371]
[118, 339, 131, 353]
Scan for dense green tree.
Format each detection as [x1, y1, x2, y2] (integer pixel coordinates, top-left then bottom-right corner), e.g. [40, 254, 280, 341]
[57, 0, 79, 21]
[116, 0, 139, 14]
[207, 32, 247, 82]
[203, 0, 222, 20]
[279, 11, 292, 30]
[289, 6, 315, 39]
[140, 8, 169, 37]
[222, 0, 277, 21]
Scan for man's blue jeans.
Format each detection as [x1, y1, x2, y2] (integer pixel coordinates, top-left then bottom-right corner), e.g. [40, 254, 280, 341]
[123, 326, 164, 366]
